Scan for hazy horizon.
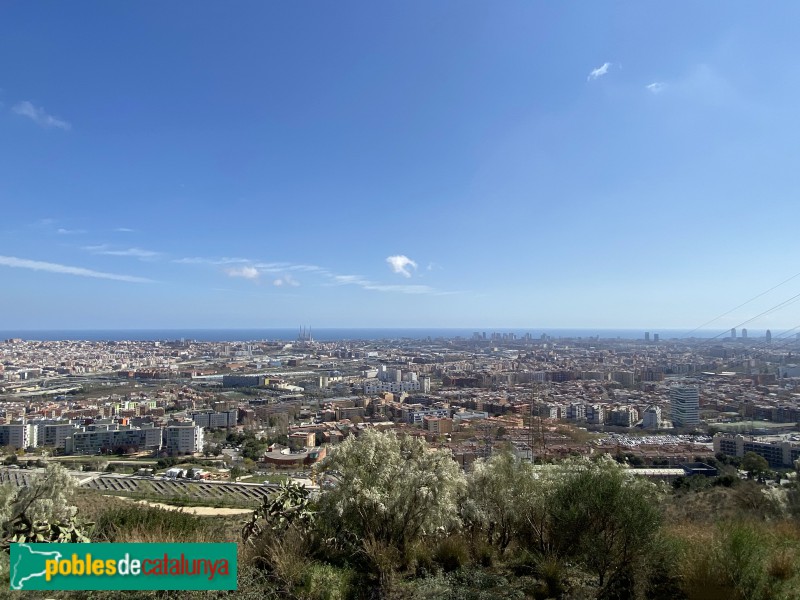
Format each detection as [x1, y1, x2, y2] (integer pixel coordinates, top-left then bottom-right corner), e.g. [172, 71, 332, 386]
[1, 326, 793, 344]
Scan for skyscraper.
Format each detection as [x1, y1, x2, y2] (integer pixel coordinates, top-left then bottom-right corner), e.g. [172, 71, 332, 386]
[742, 328, 748, 339]
[766, 330, 772, 343]
[730, 328, 736, 339]
[645, 332, 650, 342]
[670, 386, 699, 428]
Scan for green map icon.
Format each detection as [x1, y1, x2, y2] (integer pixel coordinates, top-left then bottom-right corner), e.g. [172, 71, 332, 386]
[10, 543, 63, 590]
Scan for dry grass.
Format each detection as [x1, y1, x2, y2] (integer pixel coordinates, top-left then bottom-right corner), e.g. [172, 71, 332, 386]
[664, 517, 800, 600]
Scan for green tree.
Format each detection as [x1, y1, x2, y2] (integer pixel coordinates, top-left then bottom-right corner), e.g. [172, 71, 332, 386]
[548, 457, 663, 590]
[464, 449, 537, 551]
[741, 452, 769, 479]
[316, 429, 465, 551]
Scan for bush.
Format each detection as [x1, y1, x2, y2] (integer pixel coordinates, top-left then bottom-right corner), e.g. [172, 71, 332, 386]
[532, 555, 566, 600]
[713, 474, 739, 488]
[405, 538, 436, 576]
[316, 430, 465, 552]
[432, 535, 470, 572]
[92, 504, 227, 543]
[300, 563, 353, 600]
[548, 457, 663, 589]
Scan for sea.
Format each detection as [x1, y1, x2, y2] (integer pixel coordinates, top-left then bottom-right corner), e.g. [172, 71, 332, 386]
[0, 328, 735, 342]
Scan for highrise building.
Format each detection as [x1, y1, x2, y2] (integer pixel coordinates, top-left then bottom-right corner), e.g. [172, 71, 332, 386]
[645, 332, 650, 342]
[742, 328, 748, 339]
[653, 333, 660, 342]
[670, 386, 699, 428]
[766, 330, 772, 343]
[731, 328, 736, 339]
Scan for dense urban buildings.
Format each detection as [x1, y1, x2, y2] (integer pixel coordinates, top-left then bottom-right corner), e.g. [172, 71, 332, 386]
[0, 330, 798, 470]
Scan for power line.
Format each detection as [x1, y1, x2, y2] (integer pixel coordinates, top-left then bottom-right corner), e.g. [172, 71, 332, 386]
[684, 268, 800, 337]
[693, 289, 800, 345]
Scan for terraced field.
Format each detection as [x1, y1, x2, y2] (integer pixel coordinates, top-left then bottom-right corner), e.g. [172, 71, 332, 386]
[82, 475, 279, 506]
[0, 467, 281, 507]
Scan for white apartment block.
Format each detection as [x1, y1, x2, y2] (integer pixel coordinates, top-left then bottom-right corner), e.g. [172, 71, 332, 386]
[163, 425, 204, 455]
[66, 426, 162, 455]
[32, 420, 77, 450]
[364, 379, 421, 394]
[0, 423, 37, 449]
[191, 409, 238, 429]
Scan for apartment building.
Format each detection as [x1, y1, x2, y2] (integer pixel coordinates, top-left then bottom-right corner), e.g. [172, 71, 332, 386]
[191, 409, 238, 429]
[163, 424, 204, 455]
[713, 433, 800, 468]
[0, 423, 37, 449]
[65, 425, 162, 455]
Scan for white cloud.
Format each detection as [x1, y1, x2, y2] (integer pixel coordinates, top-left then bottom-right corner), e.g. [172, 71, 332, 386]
[84, 245, 160, 259]
[57, 228, 86, 235]
[174, 256, 331, 279]
[332, 273, 450, 295]
[646, 82, 665, 94]
[0, 255, 152, 283]
[114, 227, 135, 233]
[386, 255, 417, 278]
[12, 101, 71, 130]
[225, 266, 260, 280]
[175, 254, 452, 295]
[273, 274, 300, 287]
[587, 62, 612, 81]
[333, 275, 363, 285]
[174, 256, 253, 266]
[363, 283, 436, 294]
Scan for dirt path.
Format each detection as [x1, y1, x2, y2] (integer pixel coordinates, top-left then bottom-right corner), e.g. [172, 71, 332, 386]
[116, 496, 253, 516]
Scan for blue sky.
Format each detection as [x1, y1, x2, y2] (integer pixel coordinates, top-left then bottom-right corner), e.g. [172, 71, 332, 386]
[2, 2, 800, 331]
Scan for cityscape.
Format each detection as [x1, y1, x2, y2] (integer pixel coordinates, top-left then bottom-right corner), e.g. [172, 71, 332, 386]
[2, 325, 800, 597]
[2, 326, 799, 471]
[4, 1, 800, 598]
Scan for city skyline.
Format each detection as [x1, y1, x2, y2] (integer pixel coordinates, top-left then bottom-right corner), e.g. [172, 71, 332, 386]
[3, 3, 800, 329]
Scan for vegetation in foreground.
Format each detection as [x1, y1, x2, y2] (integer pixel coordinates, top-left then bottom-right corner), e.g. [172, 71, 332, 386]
[0, 431, 799, 599]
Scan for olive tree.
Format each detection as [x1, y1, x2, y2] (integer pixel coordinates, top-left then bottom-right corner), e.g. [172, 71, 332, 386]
[548, 456, 663, 590]
[0, 463, 79, 527]
[465, 449, 541, 551]
[316, 429, 465, 551]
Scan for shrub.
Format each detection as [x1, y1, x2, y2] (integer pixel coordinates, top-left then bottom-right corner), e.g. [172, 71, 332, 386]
[92, 504, 226, 543]
[316, 430, 466, 552]
[300, 563, 353, 600]
[432, 535, 470, 572]
[532, 555, 566, 599]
